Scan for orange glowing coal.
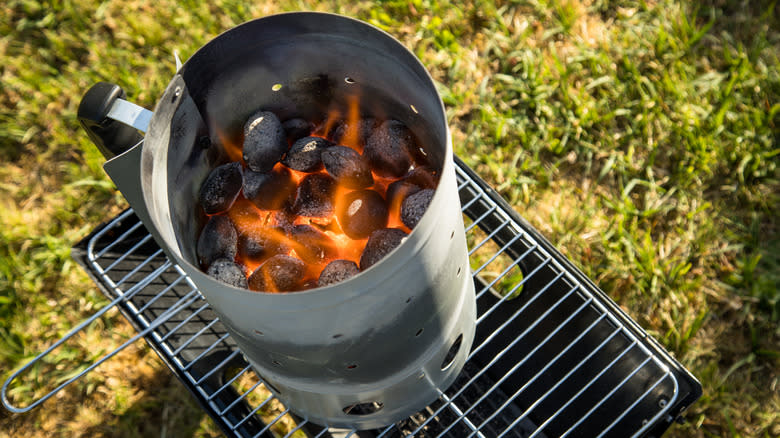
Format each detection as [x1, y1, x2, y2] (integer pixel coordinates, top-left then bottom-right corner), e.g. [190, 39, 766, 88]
[202, 93, 436, 293]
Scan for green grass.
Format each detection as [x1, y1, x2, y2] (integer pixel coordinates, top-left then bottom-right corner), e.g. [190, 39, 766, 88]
[1, 0, 778, 437]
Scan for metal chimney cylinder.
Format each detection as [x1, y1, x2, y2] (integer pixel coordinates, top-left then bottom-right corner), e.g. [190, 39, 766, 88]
[110, 13, 475, 429]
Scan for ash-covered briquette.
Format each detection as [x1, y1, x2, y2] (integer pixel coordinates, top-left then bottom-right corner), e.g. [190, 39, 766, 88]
[243, 110, 288, 173]
[197, 215, 238, 269]
[321, 145, 374, 189]
[330, 118, 378, 146]
[293, 173, 336, 217]
[247, 254, 305, 292]
[206, 258, 248, 289]
[363, 120, 417, 178]
[272, 208, 296, 231]
[237, 227, 289, 262]
[290, 224, 337, 264]
[198, 162, 243, 215]
[337, 189, 389, 239]
[401, 188, 434, 229]
[318, 260, 360, 287]
[282, 136, 333, 172]
[359, 228, 408, 270]
[282, 118, 314, 144]
[243, 166, 296, 210]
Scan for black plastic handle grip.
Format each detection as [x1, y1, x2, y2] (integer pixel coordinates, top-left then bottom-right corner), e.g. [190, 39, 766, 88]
[78, 82, 144, 160]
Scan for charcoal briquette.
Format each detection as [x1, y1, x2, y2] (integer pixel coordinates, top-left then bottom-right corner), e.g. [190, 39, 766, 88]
[321, 145, 373, 189]
[237, 227, 289, 262]
[330, 118, 378, 147]
[243, 110, 288, 172]
[198, 162, 243, 215]
[282, 118, 314, 143]
[290, 224, 337, 263]
[401, 188, 434, 229]
[272, 208, 296, 231]
[404, 166, 439, 189]
[385, 180, 422, 211]
[318, 260, 360, 287]
[359, 228, 408, 270]
[206, 258, 248, 289]
[197, 215, 238, 269]
[282, 136, 333, 172]
[247, 254, 305, 292]
[386, 166, 438, 210]
[243, 166, 296, 210]
[337, 189, 388, 239]
[293, 174, 336, 217]
[363, 120, 417, 178]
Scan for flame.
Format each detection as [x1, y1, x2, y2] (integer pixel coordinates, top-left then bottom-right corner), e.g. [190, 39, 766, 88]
[280, 162, 307, 185]
[213, 91, 419, 291]
[319, 107, 341, 140]
[212, 124, 244, 163]
[340, 94, 363, 151]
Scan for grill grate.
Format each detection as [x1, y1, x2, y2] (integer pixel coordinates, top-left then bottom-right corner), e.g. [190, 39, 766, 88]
[4, 158, 700, 437]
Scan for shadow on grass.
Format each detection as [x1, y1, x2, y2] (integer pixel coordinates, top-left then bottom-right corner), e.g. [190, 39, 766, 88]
[79, 365, 214, 438]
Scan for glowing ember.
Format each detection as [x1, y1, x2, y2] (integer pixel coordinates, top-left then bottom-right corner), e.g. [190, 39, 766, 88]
[197, 102, 437, 292]
[321, 145, 374, 189]
[243, 165, 296, 210]
[336, 189, 388, 239]
[248, 254, 305, 292]
[293, 174, 337, 218]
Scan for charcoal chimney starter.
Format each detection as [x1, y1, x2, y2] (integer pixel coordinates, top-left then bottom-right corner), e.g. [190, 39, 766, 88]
[82, 12, 476, 429]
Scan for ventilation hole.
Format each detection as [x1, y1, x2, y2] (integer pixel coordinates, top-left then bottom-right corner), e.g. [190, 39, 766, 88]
[456, 266, 462, 277]
[415, 328, 424, 337]
[272, 360, 282, 367]
[332, 334, 343, 339]
[410, 104, 418, 114]
[441, 334, 463, 370]
[344, 77, 355, 84]
[405, 297, 413, 304]
[263, 380, 281, 395]
[254, 330, 264, 336]
[343, 402, 383, 415]
[450, 230, 455, 239]
[347, 364, 358, 369]
[272, 83, 283, 91]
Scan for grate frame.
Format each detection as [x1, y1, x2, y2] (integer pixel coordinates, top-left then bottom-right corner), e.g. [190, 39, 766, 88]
[48, 157, 701, 437]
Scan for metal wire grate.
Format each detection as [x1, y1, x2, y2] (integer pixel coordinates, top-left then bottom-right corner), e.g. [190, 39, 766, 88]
[4, 159, 699, 437]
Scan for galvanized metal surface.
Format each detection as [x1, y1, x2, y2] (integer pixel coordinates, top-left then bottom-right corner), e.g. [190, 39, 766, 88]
[85, 12, 477, 428]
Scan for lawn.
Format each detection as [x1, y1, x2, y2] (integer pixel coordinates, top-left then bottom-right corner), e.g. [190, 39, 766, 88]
[1, 0, 777, 437]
